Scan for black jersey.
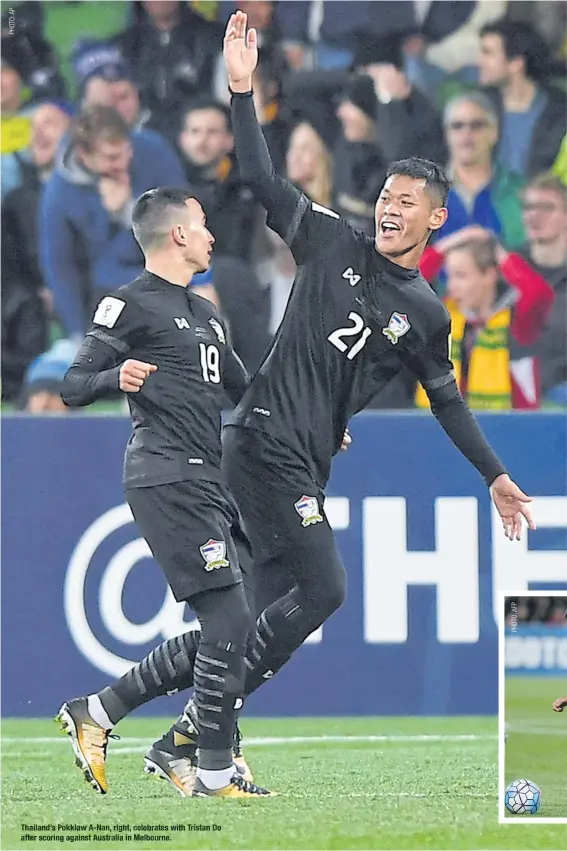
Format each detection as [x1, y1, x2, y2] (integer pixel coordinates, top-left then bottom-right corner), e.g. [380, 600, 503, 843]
[233, 197, 451, 487]
[229, 91, 507, 489]
[61, 270, 248, 488]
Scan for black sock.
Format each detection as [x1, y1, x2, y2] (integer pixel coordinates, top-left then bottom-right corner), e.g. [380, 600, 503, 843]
[194, 640, 246, 767]
[98, 630, 200, 724]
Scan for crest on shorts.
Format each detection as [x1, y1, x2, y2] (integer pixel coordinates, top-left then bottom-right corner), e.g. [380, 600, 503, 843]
[209, 318, 226, 344]
[294, 495, 323, 528]
[199, 539, 230, 571]
[382, 312, 410, 345]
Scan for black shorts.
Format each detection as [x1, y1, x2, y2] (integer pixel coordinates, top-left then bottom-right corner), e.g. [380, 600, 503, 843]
[223, 427, 344, 599]
[126, 479, 253, 603]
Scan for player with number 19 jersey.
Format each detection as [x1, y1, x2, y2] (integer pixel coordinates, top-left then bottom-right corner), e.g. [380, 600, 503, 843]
[65, 271, 247, 490]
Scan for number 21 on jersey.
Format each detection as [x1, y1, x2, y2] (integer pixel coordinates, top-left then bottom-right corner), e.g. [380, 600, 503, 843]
[199, 343, 220, 383]
[328, 312, 372, 360]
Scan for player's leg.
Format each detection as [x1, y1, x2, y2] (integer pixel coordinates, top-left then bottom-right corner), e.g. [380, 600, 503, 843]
[240, 494, 346, 696]
[56, 482, 249, 795]
[147, 508, 273, 786]
[223, 427, 347, 695]
[187, 583, 274, 797]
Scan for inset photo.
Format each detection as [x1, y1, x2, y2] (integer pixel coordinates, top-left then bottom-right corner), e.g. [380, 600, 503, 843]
[501, 593, 567, 822]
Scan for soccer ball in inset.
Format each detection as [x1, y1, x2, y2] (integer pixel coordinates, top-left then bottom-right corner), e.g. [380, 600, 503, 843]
[504, 779, 542, 814]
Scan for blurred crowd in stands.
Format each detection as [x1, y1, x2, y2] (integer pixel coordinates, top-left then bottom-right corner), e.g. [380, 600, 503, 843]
[505, 596, 567, 625]
[2, 0, 566, 414]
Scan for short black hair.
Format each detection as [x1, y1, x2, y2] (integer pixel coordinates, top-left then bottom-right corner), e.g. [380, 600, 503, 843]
[180, 98, 231, 132]
[386, 157, 450, 207]
[480, 19, 551, 82]
[132, 187, 196, 251]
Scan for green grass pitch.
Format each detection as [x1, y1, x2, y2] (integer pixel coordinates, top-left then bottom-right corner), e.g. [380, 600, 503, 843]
[505, 675, 567, 821]
[2, 716, 566, 850]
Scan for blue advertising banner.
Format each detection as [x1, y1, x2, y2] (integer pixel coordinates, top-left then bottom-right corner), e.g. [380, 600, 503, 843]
[505, 625, 567, 675]
[2, 412, 566, 718]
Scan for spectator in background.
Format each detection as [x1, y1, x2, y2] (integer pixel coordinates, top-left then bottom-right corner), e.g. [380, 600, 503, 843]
[73, 39, 149, 128]
[286, 120, 333, 209]
[1, 100, 73, 402]
[1, 4, 66, 101]
[430, 92, 525, 272]
[72, 39, 185, 174]
[1, 36, 35, 199]
[275, 1, 475, 72]
[40, 104, 186, 339]
[117, 0, 221, 140]
[417, 233, 553, 410]
[333, 45, 445, 238]
[214, 1, 283, 102]
[356, 35, 447, 166]
[334, 74, 385, 234]
[552, 135, 567, 186]
[520, 175, 567, 405]
[250, 50, 291, 174]
[479, 19, 566, 178]
[22, 339, 78, 414]
[177, 99, 270, 370]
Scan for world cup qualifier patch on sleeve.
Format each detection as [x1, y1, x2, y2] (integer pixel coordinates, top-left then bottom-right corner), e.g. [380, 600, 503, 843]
[93, 297, 126, 328]
[294, 495, 324, 527]
[199, 539, 230, 571]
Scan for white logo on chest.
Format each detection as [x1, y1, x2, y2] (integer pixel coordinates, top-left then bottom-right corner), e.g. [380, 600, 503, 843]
[342, 267, 361, 287]
[174, 317, 190, 330]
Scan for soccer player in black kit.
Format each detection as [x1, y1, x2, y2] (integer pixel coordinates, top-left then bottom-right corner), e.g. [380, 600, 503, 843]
[56, 187, 275, 798]
[147, 10, 537, 789]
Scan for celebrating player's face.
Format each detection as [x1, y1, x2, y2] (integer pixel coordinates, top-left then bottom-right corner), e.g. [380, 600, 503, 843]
[374, 175, 446, 261]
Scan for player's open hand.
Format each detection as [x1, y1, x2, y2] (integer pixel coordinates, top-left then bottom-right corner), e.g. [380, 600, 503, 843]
[552, 695, 567, 712]
[340, 428, 352, 451]
[224, 11, 258, 90]
[490, 473, 536, 540]
[119, 359, 157, 393]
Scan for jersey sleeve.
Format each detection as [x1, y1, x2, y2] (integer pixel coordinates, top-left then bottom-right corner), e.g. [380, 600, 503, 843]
[223, 344, 249, 407]
[231, 91, 346, 264]
[408, 322, 454, 392]
[87, 292, 145, 354]
[408, 322, 507, 486]
[61, 291, 145, 407]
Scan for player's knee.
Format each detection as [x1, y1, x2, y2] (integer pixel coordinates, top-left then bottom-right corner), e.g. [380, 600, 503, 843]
[316, 565, 347, 619]
[191, 583, 253, 649]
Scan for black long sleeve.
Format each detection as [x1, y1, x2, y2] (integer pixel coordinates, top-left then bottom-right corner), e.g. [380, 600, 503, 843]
[428, 378, 507, 486]
[231, 90, 348, 263]
[410, 324, 507, 487]
[223, 345, 249, 407]
[61, 334, 122, 407]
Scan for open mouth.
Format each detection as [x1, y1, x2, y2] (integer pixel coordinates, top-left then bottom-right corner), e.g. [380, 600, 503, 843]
[380, 220, 402, 237]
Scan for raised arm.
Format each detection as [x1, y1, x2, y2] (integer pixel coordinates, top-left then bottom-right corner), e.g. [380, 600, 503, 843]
[225, 10, 345, 262]
[409, 324, 536, 540]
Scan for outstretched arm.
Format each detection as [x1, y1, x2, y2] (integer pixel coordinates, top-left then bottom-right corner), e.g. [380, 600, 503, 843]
[226, 11, 345, 263]
[409, 326, 536, 540]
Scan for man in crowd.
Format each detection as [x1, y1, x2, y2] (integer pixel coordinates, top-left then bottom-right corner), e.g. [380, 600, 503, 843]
[72, 38, 185, 175]
[117, 0, 221, 140]
[177, 99, 271, 370]
[2, 100, 73, 402]
[520, 174, 567, 404]
[479, 19, 565, 178]
[40, 104, 186, 339]
[430, 91, 525, 279]
[417, 229, 554, 410]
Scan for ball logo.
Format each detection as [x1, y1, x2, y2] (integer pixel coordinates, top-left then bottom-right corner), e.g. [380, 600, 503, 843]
[64, 504, 197, 678]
